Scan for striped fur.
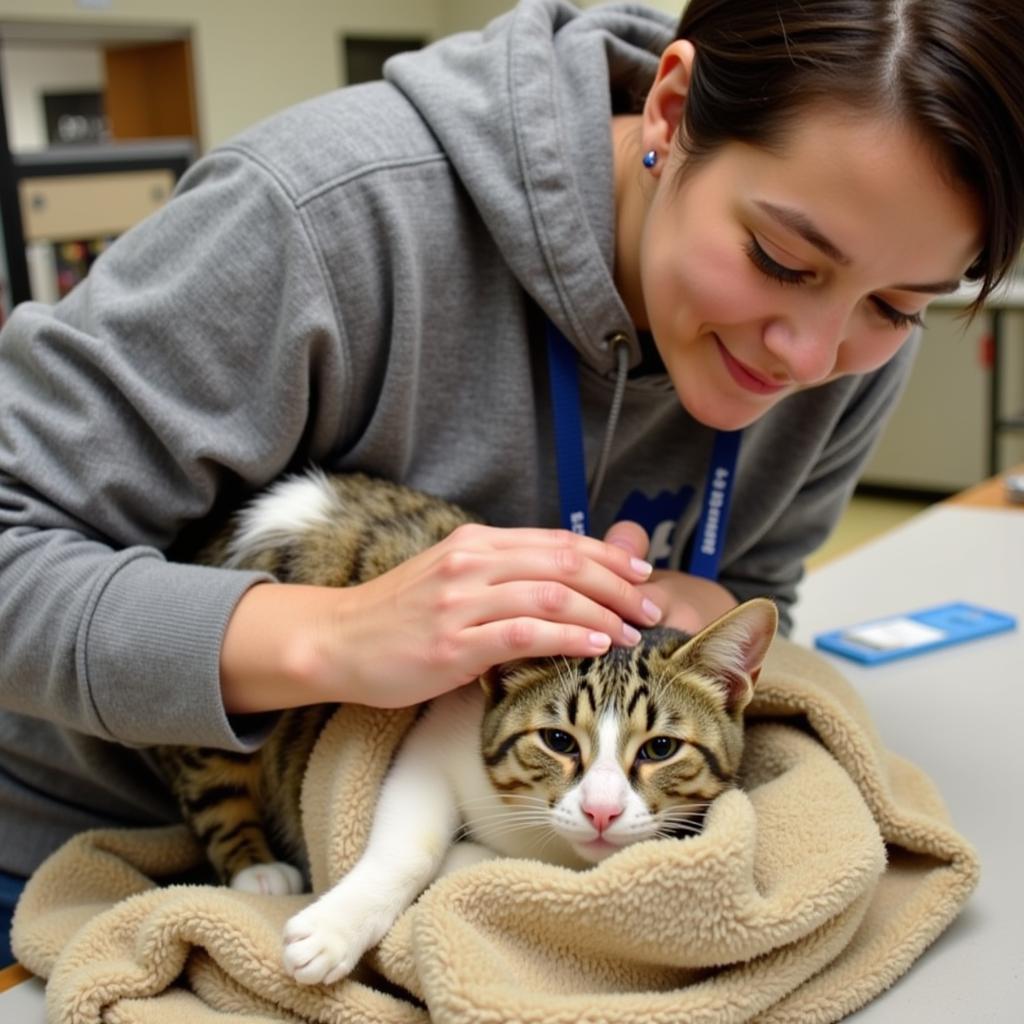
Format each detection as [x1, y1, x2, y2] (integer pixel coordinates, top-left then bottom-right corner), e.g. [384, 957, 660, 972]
[156, 470, 777, 891]
[475, 607, 775, 864]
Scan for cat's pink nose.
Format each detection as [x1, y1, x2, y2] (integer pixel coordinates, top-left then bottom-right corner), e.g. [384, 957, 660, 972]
[583, 803, 622, 833]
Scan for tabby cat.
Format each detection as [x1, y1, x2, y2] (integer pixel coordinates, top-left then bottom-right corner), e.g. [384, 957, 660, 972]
[156, 470, 777, 986]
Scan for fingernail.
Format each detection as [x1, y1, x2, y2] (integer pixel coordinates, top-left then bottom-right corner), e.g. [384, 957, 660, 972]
[622, 624, 642, 645]
[642, 598, 662, 624]
[589, 632, 612, 651]
[630, 557, 653, 578]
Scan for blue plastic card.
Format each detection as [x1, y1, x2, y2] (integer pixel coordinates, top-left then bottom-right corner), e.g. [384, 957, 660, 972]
[814, 601, 1017, 666]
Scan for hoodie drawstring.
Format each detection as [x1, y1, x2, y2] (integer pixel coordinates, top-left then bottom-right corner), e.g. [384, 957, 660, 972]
[588, 332, 631, 507]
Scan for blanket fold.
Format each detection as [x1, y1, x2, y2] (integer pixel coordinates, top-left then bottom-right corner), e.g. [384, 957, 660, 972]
[12, 640, 979, 1023]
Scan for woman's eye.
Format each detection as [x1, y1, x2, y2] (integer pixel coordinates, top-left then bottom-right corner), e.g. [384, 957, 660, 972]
[540, 729, 578, 755]
[637, 736, 680, 762]
[870, 296, 925, 330]
[745, 237, 812, 286]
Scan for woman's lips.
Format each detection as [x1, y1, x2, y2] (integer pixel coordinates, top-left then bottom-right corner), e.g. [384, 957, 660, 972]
[716, 339, 788, 396]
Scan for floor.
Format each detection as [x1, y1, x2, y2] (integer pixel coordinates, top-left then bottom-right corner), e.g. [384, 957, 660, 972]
[806, 492, 935, 569]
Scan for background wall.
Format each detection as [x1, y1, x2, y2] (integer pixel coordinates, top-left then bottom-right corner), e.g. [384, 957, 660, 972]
[1, 43, 102, 149]
[0, 0, 686, 152]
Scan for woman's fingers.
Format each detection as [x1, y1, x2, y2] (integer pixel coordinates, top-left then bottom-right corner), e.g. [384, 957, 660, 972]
[321, 524, 672, 709]
[462, 617, 618, 665]
[602, 520, 651, 561]
[445, 523, 654, 583]
[431, 525, 659, 632]
[433, 577, 655, 647]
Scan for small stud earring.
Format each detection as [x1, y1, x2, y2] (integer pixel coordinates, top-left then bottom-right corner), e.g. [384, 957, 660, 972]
[642, 150, 658, 169]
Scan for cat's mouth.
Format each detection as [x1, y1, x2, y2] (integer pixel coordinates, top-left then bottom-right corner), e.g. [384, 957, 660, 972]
[574, 835, 624, 862]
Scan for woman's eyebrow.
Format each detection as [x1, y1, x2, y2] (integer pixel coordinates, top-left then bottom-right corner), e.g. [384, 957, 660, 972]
[755, 200, 850, 264]
[755, 199, 962, 293]
[888, 278, 962, 295]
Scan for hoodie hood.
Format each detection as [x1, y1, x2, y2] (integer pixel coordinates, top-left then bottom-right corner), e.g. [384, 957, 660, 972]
[386, 0, 674, 373]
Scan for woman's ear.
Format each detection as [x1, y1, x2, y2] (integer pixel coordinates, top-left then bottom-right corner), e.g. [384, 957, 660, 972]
[641, 39, 696, 176]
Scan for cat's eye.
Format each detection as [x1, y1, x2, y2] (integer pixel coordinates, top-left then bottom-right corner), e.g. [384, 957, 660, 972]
[637, 737, 680, 762]
[540, 729, 578, 756]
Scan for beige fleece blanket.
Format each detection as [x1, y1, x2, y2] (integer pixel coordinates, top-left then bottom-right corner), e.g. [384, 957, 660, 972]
[12, 639, 979, 1023]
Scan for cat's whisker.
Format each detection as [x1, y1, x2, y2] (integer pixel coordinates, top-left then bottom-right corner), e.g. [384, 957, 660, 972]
[459, 816, 553, 836]
[468, 811, 554, 829]
[457, 794, 550, 810]
[158, 469, 764, 997]
[456, 808, 554, 829]
[656, 816, 708, 829]
[454, 800, 551, 817]
[554, 655, 580, 695]
[468, 815, 552, 839]
[532, 828, 563, 859]
[655, 815, 708, 829]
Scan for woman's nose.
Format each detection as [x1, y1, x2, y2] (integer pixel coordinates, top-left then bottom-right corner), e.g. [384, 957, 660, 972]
[762, 308, 848, 385]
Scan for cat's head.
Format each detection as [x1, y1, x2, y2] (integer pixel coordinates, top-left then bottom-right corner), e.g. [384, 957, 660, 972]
[479, 598, 777, 864]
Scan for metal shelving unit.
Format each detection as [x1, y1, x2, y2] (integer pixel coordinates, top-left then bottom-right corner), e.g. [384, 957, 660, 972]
[988, 305, 1024, 475]
[0, 32, 195, 312]
[1, 138, 193, 308]
[928, 272, 1024, 479]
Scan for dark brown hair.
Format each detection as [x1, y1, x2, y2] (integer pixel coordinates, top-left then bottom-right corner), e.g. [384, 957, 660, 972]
[675, 0, 1024, 312]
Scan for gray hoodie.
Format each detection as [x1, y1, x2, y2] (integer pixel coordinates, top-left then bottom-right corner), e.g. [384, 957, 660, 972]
[0, 0, 914, 874]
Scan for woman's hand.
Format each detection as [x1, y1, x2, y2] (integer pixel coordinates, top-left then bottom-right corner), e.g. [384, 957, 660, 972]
[602, 520, 738, 634]
[220, 524, 661, 712]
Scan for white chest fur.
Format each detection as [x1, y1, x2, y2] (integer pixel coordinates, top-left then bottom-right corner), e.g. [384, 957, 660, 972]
[415, 687, 587, 868]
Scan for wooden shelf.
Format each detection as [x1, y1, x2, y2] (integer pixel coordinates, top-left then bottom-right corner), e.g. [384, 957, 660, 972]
[104, 40, 197, 141]
[945, 465, 1024, 509]
[20, 169, 175, 243]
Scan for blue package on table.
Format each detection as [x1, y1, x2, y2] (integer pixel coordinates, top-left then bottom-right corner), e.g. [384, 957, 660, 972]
[814, 601, 1017, 666]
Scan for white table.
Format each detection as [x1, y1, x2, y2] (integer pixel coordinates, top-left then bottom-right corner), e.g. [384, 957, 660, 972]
[790, 502, 1023, 1022]
[3, 501, 1021, 1021]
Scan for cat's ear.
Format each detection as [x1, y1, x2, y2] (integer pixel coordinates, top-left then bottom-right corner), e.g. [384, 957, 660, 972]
[672, 598, 778, 713]
[479, 660, 529, 705]
[479, 666, 504, 703]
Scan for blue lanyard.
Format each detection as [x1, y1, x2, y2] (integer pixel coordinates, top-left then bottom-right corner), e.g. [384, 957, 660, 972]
[687, 428, 741, 580]
[546, 320, 590, 535]
[545, 321, 740, 581]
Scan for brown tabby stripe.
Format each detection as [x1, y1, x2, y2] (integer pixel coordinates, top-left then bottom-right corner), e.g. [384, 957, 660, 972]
[688, 740, 729, 783]
[483, 730, 534, 767]
[216, 820, 262, 846]
[566, 690, 579, 725]
[625, 684, 650, 718]
[159, 474, 754, 889]
[491, 777, 532, 793]
[184, 784, 251, 813]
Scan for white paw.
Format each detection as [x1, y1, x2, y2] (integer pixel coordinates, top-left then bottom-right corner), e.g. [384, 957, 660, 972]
[282, 896, 392, 985]
[230, 862, 305, 895]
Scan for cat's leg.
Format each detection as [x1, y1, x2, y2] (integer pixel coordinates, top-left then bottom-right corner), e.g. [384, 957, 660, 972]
[435, 840, 499, 880]
[282, 724, 460, 985]
[158, 747, 305, 895]
[231, 861, 304, 896]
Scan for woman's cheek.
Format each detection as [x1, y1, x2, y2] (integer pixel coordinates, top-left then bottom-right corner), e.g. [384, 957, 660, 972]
[648, 247, 754, 329]
[834, 326, 912, 376]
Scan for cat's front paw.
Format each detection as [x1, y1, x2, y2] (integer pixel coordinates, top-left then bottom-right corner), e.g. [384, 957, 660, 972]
[282, 896, 390, 985]
[230, 862, 304, 895]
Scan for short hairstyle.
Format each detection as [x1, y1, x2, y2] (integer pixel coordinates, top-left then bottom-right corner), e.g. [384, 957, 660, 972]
[675, 0, 1024, 312]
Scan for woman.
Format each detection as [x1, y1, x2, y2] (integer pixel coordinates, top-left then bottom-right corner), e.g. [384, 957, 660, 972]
[1, 0, 1022, 964]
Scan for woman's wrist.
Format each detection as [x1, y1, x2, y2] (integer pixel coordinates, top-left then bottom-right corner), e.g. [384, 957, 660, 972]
[220, 582, 358, 714]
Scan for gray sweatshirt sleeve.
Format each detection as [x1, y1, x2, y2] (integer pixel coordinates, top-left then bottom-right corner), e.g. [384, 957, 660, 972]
[720, 335, 920, 635]
[0, 148, 348, 748]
